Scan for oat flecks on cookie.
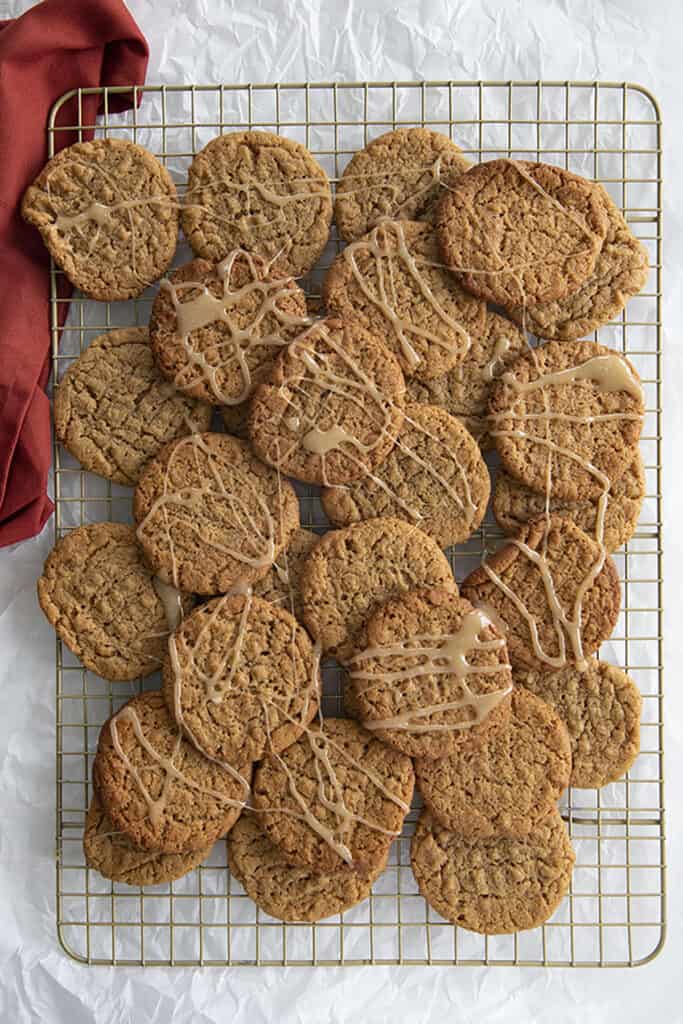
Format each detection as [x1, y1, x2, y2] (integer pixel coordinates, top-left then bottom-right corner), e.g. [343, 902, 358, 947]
[133, 432, 299, 595]
[182, 130, 333, 277]
[335, 127, 470, 242]
[22, 137, 178, 301]
[54, 327, 212, 486]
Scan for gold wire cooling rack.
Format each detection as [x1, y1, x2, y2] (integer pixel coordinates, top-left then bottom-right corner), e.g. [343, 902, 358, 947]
[49, 80, 665, 967]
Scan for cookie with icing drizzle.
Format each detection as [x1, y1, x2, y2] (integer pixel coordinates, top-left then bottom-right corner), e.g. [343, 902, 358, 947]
[493, 450, 645, 553]
[508, 190, 649, 341]
[37, 522, 193, 681]
[414, 687, 571, 836]
[162, 591, 319, 764]
[347, 588, 512, 760]
[411, 807, 574, 934]
[405, 310, 528, 448]
[300, 516, 457, 663]
[248, 318, 406, 487]
[227, 813, 386, 922]
[323, 220, 486, 380]
[182, 131, 332, 277]
[461, 515, 621, 672]
[251, 527, 320, 623]
[489, 339, 644, 502]
[321, 404, 490, 548]
[94, 691, 251, 854]
[335, 128, 470, 243]
[134, 432, 299, 595]
[149, 252, 309, 406]
[437, 159, 608, 307]
[515, 660, 641, 788]
[54, 327, 212, 486]
[84, 792, 212, 887]
[22, 138, 178, 301]
[252, 717, 414, 877]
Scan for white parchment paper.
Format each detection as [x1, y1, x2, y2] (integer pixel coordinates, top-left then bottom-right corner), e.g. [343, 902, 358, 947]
[1, 0, 682, 1021]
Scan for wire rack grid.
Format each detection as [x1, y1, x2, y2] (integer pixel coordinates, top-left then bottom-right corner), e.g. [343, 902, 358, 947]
[48, 80, 664, 968]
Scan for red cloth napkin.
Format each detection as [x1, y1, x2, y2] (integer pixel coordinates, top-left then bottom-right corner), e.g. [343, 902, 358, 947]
[0, 0, 148, 548]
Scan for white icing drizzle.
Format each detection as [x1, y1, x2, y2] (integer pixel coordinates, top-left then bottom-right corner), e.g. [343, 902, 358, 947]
[500, 353, 643, 403]
[340, 218, 472, 370]
[482, 333, 512, 381]
[152, 577, 184, 632]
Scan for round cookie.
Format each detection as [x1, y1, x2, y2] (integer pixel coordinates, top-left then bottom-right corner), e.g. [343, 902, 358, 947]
[149, 253, 309, 406]
[54, 327, 211, 486]
[406, 310, 528, 448]
[347, 588, 512, 760]
[22, 138, 178, 301]
[94, 691, 251, 854]
[411, 808, 575, 934]
[227, 814, 386, 922]
[489, 340, 644, 502]
[252, 717, 414, 876]
[84, 793, 212, 887]
[323, 220, 486, 380]
[252, 528, 320, 623]
[493, 450, 645, 553]
[335, 128, 470, 242]
[321, 404, 490, 548]
[461, 514, 622, 672]
[248, 318, 406, 487]
[508, 191, 649, 341]
[414, 687, 571, 837]
[37, 522, 194, 682]
[300, 516, 457, 663]
[515, 660, 641, 787]
[182, 130, 332, 277]
[163, 592, 319, 764]
[134, 432, 299, 595]
[437, 159, 608, 307]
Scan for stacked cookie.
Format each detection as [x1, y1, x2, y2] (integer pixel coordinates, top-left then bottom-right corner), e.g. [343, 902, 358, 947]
[28, 125, 646, 935]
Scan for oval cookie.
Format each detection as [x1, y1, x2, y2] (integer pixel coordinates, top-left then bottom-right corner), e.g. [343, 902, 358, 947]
[134, 433, 299, 595]
[22, 138, 178, 300]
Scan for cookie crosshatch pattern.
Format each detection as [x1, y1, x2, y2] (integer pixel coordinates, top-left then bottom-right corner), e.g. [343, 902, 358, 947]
[50, 81, 664, 968]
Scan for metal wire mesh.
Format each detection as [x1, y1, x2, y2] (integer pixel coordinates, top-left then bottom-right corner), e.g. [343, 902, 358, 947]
[49, 81, 664, 967]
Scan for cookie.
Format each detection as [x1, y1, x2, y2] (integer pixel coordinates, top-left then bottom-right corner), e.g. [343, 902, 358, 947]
[94, 691, 251, 853]
[300, 516, 457, 663]
[251, 527, 320, 623]
[54, 327, 211, 486]
[182, 130, 332, 277]
[37, 522, 193, 682]
[323, 220, 486, 379]
[414, 687, 571, 837]
[406, 311, 528, 449]
[489, 340, 644, 502]
[252, 717, 414, 876]
[335, 128, 470, 242]
[493, 450, 645, 553]
[227, 813, 385, 922]
[461, 515, 621, 672]
[162, 591, 319, 764]
[437, 159, 608, 307]
[84, 792, 212, 887]
[347, 588, 512, 760]
[411, 808, 574, 934]
[134, 433, 299, 595]
[515, 660, 641, 787]
[321, 404, 490, 548]
[508, 191, 649, 340]
[149, 253, 309, 406]
[248, 318, 406, 486]
[22, 138, 178, 301]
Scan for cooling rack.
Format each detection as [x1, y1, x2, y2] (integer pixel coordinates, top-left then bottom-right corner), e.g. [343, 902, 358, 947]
[49, 80, 665, 967]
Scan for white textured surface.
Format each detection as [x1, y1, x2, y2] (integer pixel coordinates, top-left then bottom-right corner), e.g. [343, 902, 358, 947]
[1, 0, 681, 1020]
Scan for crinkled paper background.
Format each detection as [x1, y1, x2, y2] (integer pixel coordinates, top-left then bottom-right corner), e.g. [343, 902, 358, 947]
[1, 0, 681, 1021]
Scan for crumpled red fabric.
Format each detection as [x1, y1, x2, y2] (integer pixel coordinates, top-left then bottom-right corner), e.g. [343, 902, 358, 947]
[0, 0, 148, 547]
